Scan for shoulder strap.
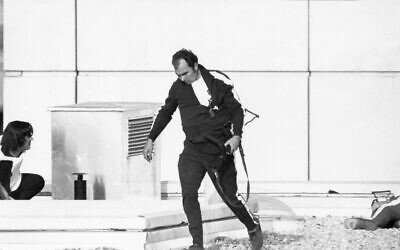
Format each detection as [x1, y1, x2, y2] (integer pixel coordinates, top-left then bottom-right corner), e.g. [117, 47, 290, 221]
[210, 69, 231, 80]
[239, 143, 250, 203]
[209, 70, 260, 126]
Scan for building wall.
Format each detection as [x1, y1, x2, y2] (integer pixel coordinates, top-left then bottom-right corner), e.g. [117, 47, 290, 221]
[1, 0, 4, 129]
[3, 0, 400, 193]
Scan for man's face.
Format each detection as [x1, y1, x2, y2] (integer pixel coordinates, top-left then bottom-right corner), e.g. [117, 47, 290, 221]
[174, 59, 198, 84]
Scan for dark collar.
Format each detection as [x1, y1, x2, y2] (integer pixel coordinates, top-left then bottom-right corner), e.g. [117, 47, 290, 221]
[198, 64, 214, 89]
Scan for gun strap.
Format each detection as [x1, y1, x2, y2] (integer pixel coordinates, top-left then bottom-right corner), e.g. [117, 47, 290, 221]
[200, 134, 251, 207]
[238, 143, 250, 203]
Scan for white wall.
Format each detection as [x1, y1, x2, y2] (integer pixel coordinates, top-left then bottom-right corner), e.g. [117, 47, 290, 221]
[75, 0, 309, 184]
[77, 0, 308, 71]
[308, 0, 400, 183]
[1, 0, 4, 129]
[310, 73, 400, 181]
[310, 0, 400, 71]
[228, 73, 309, 182]
[4, 0, 76, 71]
[3, 0, 400, 192]
[3, 0, 77, 183]
[3, 73, 76, 178]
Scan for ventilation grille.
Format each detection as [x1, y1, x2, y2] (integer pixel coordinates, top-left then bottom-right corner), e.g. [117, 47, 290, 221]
[128, 116, 154, 157]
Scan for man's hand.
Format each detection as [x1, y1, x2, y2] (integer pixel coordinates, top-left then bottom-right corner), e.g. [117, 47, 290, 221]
[224, 135, 241, 154]
[143, 139, 154, 162]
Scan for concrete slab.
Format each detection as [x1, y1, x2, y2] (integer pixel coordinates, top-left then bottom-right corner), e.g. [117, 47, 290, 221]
[143, 201, 257, 229]
[0, 200, 181, 230]
[0, 200, 257, 230]
[274, 194, 372, 217]
[0, 200, 260, 249]
[0, 231, 147, 246]
[0, 197, 300, 249]
[0, 218, 249, 250]
[146, 217, 246, 243]
[146, 228, 249, 250]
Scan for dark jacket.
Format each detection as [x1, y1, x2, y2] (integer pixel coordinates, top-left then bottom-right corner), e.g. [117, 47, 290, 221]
[148, 64, 244, 145]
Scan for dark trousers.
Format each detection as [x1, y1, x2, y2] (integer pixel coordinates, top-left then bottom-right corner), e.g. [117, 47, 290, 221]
[178, 145, 257, 246]
[10, 173, 45, 200]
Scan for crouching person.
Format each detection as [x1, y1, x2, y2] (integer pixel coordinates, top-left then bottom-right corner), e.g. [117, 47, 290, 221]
[344, 195, 400, 230]
[0, 121, 45, 200]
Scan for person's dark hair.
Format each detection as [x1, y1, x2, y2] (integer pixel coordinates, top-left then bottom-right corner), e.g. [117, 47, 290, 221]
[172, 49, 198, 68]
[1, 121, 33, 156]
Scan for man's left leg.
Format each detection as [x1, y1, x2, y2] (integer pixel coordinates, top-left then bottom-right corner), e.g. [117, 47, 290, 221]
[208, 155, 263, 250]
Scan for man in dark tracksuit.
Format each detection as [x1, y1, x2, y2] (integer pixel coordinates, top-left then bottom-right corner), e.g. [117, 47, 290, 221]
[143, 49, 263, 250]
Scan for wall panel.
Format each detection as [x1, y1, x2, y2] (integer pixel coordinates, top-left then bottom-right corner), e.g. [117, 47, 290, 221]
[4, 0, 76, 71]
[310, 73, 400, 181]
[310, 0, 400, 71]
[77, 0, 308, 71]
[230, 72, 309, 182]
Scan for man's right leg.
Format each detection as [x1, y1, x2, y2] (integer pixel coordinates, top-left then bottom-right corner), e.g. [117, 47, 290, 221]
[178, 151, 206, 248]
[207, 156, 263, 250]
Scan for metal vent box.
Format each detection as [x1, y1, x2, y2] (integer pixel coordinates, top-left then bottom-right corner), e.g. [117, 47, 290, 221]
[49, 102, 161, 200]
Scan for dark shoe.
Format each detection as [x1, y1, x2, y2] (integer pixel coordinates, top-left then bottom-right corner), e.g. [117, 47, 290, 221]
[344, 217, 377, 230]
[248, 223, 263, 250]
[187, 244, 204, 250]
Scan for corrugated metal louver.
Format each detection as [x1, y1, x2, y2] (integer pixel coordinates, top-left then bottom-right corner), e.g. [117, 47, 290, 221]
[128, 116, 153, 157]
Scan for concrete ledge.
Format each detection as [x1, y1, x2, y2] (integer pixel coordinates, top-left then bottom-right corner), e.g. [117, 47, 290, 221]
[0, 196, 309, 249]
[275, 195, 372, 217]
[0, 200, 258, 230]
[0, 200, 260, 250]
[161, 180, 400, 194]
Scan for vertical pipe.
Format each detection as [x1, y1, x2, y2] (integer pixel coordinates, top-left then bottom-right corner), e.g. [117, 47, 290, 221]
[73, 173, 87, 200]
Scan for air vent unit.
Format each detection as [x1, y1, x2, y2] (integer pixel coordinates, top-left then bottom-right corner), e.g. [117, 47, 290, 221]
[49, 102, 161, 200]
[128, 116, 154, 157]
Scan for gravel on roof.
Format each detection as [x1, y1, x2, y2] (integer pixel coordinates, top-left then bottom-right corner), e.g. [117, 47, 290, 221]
[205, 216, 400, 250]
